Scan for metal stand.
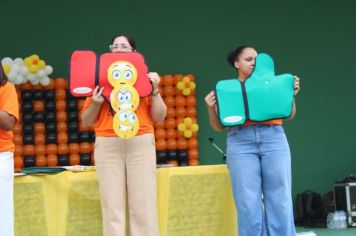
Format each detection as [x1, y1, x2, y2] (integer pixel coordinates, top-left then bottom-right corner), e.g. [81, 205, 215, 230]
[208, 137, 226, 162]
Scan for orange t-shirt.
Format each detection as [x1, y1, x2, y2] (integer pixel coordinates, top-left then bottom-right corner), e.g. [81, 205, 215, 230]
[0, 82, 19, 152]
[81, 97, 154, 137]
[243, 119, 283, 126]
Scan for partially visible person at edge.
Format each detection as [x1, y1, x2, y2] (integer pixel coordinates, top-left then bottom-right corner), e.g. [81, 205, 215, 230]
[205, 46, 300, 236]
[81, 34, 167, 236]
[0, 62, 19, 236]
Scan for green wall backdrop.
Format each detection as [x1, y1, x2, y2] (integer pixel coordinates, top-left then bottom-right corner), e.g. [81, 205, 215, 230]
[2, 0, 356, 200]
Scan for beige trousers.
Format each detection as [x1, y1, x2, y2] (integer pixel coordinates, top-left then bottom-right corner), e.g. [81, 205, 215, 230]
[94, 133, 159, 236]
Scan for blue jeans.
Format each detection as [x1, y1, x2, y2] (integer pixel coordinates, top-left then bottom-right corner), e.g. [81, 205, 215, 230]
[226, 125, 296, 236]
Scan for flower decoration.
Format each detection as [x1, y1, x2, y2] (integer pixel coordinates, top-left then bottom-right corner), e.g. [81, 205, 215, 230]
[177, 117, 199, 138]
[177, 76, 196, 96]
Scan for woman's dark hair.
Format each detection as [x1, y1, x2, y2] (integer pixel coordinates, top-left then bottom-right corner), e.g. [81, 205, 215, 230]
[110, 34, 136, 50]
[0, 62, 8, 86]
[226, 45, 253, 68]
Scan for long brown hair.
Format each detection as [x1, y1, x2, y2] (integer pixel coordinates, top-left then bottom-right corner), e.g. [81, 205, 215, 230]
[0, 62, 8, 86]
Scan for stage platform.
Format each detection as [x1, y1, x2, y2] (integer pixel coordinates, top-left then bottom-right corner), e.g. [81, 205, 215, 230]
[14, 164, 356, 236]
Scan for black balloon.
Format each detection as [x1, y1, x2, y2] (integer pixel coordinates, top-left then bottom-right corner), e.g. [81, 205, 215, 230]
[33, 90, 44, 100]
[21, 90, 32, 101]
[24, 156, 35, 167]
[156, 151, 167, 163]
[68, 122, 78, 133]
[67, 100, 77, 111]
[45, 123, 56, 133]
[45, 101, 56, 112]
[45, 90, 55, 101]
[22, 124, 34, 135]
[22, 102, 33, 113]
[80, 154, 92, 166]
[68, 133, 79, 143]
[45, 112, 56, 123]
[22, 113, 33, 124]
[58, 155, 69, 166]
[80, 132, 91, 142]
[23, 134, 34, 145]
[167, 150, 178, 161]
[46, 133, 57, 144]
[34, 112, 45, 122]
[177, 150, 188, 162]
[67, 111, 78, 122]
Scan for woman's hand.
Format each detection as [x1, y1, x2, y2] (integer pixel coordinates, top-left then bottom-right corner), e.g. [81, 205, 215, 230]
[205, 91, 216, 108]
[92, 86, 105, 106]
[148, 72, 160, 94]
[294, 76, 300, 95]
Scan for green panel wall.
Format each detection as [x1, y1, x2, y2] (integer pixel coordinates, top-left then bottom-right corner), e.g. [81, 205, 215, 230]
[1, 0, 356, 199]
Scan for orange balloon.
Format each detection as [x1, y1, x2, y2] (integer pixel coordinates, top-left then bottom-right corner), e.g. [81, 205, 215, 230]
[79, 122, 90, 132]
[186, 107, 197, 117]
[35, 145, 47, 156]
[155, 139, 167, 151]
[12, 123, 22, 135]
[57, 144, 69, 155]
[177, 138, 188, 150]
[14, 145, 23, 157]
[57, 122, 68, 133]
[33, 100, 44, 112]
[21, 82, 33, 90]
[47, 154, 58, 167]
[167, 139, 177, 150]
[174, 74, 184, 84]
[175, 96, 186, 108]
[32, 84, 43, 90]
[163, 75, 174, 87]
[35, 155, 47, 167]
[55, 89, 66, 100]
[91, 143, 95, 153]
[188, 159, 199, 166]
[165, 118, 176, 129]
[34, 123, 45, 134]
[77, 99, 85, 111]
[163, 86, 175, 97]
[56, 100, 67, 111]
[35, 134, 46, 145]
[164, 97, 175, 108]
[14, 156, 24, 171]
[13, 135, 23, 145]
[154, 121, 165, 129]
[44, 79, 55, 90]
[80, 142, 91, 153]
[166, 129, 177, 140]
[154, 129, 166, 140]
[69, 143, 80, 154]
[175, 107, 186, 118]
[56, 111, 67, 123]
[69, 154, 80, 166]
[185, 74, 196, 82]
[57, 132, 68, 144]
[46, 144, 58, 155]
[186, 95, 196, 107]
[166, 108, 176, 118]
[188, 149, 199, 160]
[23, 145, 35, 156]
[55, 78, 67, 89]
[188, 138, 199, 149]
[168, 160, 179, 166]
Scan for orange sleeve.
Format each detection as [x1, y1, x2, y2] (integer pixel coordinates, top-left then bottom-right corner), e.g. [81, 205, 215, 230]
[0, 83, 19, 121]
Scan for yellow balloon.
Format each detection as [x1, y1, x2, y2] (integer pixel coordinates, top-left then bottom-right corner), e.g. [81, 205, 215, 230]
[107, 61, 138, 87]
[29, 65, 38, 73]
[113, 111, 139, 139]
[184, 130, 193, 138]
[3, 64, 11, 74]
[178, 123, 185, 132]
[183, 117, 192, 125]
[177, 81, 184, 90]
[191, 124, 199, 132]
[182, 89, 191, 96]
[190, 82, 196, 89]
[38, 60, 46, 69]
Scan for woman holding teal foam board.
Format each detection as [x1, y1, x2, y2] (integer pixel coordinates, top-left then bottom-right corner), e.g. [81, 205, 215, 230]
[205, 46, 300, 236]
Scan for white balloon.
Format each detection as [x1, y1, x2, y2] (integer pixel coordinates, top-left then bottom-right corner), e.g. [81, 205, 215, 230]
[17, 75, 26, 84]
[1, 57, 13, 64]
[11, 64, 19, 72]
[14, 58, 23, 65]
[19, 66, 29, 76]
[31, 78, 40, 85]
[44, 65, 53, 75]
[7, 71, 16, 82]
[27, 73, 36, 82]
[36, 69, 46, 79]
[40, 77, 50, 86]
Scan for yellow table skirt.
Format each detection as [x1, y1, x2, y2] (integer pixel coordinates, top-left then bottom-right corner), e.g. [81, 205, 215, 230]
[14, 164, 237, 236]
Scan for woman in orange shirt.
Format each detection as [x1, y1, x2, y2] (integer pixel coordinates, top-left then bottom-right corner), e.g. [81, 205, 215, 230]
[205, 46, 300, 236]
[0, 63, 19, 236]
[81, 34, 167, 236]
